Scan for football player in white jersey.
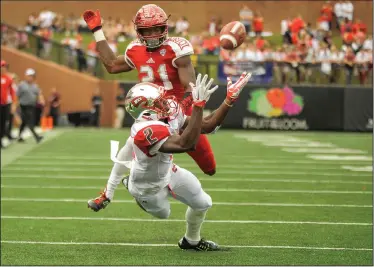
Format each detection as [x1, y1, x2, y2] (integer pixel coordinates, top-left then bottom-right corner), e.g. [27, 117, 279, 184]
[88, 72, 251, 251]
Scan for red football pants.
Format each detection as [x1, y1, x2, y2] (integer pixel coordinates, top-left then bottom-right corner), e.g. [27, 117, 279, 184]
[185, 105, 216, 175]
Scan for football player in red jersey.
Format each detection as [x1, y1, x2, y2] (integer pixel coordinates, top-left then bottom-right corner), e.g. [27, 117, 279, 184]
[83, 4, 217, 176]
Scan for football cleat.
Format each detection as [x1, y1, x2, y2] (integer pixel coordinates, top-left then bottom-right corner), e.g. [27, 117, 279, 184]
[178, 237, 221, 251]
[87, 192, 110, 212]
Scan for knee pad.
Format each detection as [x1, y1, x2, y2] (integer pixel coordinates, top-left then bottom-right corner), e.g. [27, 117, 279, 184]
[192, 191, 212, 211]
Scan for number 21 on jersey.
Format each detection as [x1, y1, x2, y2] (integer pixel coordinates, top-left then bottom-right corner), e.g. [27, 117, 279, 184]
[140, 64, 173, 90]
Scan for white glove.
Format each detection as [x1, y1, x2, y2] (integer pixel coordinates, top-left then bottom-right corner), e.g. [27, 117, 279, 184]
[189, 74, 218, 107]
[226, 72, 252, 102]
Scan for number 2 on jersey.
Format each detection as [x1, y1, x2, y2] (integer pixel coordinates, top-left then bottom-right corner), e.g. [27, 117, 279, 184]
[140, 64, 173, 90]
[143, 127, 158, 145]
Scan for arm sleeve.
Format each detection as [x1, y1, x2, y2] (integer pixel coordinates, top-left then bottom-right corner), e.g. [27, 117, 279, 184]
[134, 125, 171, 156]
[104, 137, 134, 200]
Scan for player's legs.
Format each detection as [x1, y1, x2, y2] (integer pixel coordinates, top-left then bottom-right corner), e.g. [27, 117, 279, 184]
[187, 134, 216, 176]
[127, 181, 171, 219]
[168, 166, 213, 246]
[184, 106, 216, 176]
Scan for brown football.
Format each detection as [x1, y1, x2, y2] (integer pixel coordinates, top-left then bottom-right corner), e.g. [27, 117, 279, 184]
[219, 21, 246, 50]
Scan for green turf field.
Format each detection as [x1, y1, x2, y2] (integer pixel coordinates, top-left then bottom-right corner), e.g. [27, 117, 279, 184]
[1, 129, 373, 265]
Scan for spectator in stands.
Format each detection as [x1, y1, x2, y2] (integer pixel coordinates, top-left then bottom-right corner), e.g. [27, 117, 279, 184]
[87, 41, 98, 75]
[254, 35, 269, 51]
[317, 13, 330, 32]
[90, 87, 102, 127]
[343, 46, 355, 84]
[26, 12, 39, 32]
[252, 12, 264, 37]
[76, 41, 87, 73]
[40, 27, 53, 59]
[330, 45, 344, 83]
[175, 17, 189, 37]
[168, 18, 176, 34]
[16, 68, 43, 143]
[201, 33, 220, 56]
[342, 0, 354, 22]
[239, 5, 253, 35]
[48, 87, 61, 127]
[38, 8, 56, 29]
[272, 46, 286, 84]
[207, 17, 219, 36]
[317, 43, 332, 83]
[115, 86, 126, 129]
[355, 48, 371, 85]
[343, 27, 355, 46]
[334, 0, 344, 30]
[65, 13, 78, 36]
[323, 31, 333, 48]
[320, 1, 333, 30]
[363, 35, 373, 51]
[285, 45, 301, 83]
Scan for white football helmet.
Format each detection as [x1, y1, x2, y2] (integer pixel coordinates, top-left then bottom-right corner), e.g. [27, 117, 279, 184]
[125, 82, 179, 122]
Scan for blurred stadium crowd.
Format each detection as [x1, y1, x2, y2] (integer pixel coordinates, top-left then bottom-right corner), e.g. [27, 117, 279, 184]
[1, 1, 372, 85]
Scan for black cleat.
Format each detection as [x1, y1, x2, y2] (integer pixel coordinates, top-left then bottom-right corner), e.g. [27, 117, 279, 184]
[178, 237, 221, 251]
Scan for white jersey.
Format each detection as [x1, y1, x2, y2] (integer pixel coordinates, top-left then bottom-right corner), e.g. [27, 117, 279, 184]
[129, 108, 187, 195]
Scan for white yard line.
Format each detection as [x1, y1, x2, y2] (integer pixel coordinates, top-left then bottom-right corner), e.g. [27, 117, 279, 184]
[1, 198, 371, 208]
[1, 215, 372, 226]
[1, 174, 372, 184]
[1, 240, 371, 251]
[1, 185, 371, 195]
[2, 167, 371, 176]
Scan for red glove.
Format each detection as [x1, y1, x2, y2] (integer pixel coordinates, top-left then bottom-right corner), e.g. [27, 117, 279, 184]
[83, 10, 102, 32]
[226, 72, 251, 103]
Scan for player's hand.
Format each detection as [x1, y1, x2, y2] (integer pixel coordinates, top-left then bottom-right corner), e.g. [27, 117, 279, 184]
[10, 104, 16, 114]
[226, 72, 251, 103]
[189, 74, 218, 107]
[83, 10, 102, 32]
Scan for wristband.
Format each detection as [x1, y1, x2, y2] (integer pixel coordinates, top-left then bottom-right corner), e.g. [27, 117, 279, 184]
[193, 101, 206, 108]
[224, 99, 233, 107]
[94, 28, 106, 42]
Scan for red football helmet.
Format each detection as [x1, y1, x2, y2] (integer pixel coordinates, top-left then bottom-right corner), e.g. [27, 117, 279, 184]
[133, 4, 169, 49]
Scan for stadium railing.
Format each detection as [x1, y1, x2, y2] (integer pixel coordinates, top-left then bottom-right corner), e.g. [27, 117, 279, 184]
[1, 22, 106, 78]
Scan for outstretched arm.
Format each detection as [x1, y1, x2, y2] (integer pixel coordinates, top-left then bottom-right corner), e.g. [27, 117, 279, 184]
[159, 74, 218, 153]
[183, 72, 251, 134]
[83, 10, 132, 74]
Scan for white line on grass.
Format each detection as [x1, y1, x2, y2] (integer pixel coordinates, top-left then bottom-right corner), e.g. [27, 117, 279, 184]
[1, 185, 371, 195]
[2, 167, 371, 176]
[8, 161, 365, 171]
[1, 216, 372, 226]
[1, 198, 371, 208]
[1, 174, 372, 184]
[1, 240, 372, 251]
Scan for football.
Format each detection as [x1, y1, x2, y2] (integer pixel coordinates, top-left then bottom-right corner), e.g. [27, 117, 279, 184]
[219, 21, 246, 50]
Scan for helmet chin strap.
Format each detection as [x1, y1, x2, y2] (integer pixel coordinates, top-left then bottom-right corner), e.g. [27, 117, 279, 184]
[136, 110, 159, 122]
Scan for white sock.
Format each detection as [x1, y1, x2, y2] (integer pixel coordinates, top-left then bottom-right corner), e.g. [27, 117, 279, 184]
[184, 207, 207, 245]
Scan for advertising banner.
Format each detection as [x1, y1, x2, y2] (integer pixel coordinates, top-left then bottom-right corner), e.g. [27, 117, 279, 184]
[344, 88, 373, 132]
[217, 61, 273, 84]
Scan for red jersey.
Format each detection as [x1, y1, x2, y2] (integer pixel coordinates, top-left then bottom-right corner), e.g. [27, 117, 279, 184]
[125, 37, 194, 101]
[1, 74, 15, 105]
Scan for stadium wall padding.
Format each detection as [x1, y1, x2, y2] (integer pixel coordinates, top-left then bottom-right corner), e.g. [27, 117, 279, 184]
[1, 45, 118, 127]
[1, 1, 372, 34]
[120, 82, 373, 132]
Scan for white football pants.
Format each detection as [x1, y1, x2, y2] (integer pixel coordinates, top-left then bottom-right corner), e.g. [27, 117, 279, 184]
[127, 165, 212, 219]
